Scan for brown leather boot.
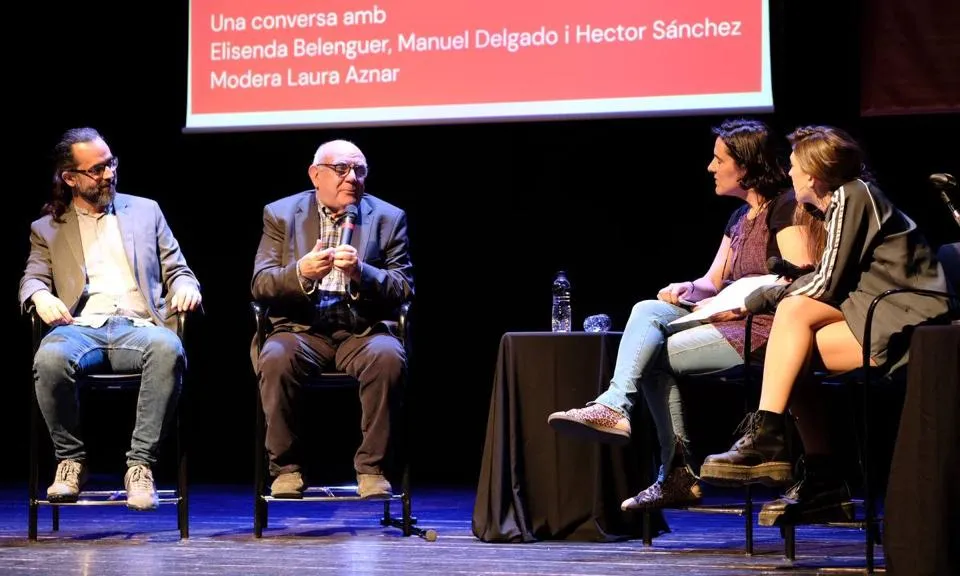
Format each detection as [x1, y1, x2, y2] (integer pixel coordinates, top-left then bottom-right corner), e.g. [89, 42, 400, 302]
[699, 410, 793, 487]
[270, 471, 306, 499]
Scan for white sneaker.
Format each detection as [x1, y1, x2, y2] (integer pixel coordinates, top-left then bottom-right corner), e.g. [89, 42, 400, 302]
[124, 464, 159, 511]
[47, 459, 87, 503]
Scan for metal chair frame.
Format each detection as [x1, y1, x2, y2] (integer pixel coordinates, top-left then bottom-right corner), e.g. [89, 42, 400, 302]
[27, 308, 192, 541]
[251, 301, 436, 541]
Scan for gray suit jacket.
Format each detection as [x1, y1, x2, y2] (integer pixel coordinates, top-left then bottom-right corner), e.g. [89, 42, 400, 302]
[251, 191, 414, 338]
[18, 193, 201, 334]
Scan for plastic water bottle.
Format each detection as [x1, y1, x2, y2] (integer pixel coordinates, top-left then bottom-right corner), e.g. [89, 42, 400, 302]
[551, 271, 572, 332]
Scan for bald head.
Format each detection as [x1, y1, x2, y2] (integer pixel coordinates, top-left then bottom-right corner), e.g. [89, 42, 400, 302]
[313, 139, 364, 165]
[308, 139, 368, 213]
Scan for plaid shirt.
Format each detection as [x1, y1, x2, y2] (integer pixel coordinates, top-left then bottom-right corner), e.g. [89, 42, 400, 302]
[299, 204, 356, 331]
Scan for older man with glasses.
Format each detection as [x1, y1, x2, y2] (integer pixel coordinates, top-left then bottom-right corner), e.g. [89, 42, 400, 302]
[251, 139, 415, 500]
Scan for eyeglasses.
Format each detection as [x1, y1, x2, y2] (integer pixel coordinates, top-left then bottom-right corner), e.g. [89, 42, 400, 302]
[318, 162, 367, 179]
[68, 156, 119, 179]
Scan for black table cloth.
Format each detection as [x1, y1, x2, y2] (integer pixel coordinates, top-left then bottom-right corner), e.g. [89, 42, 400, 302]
[472, 332, 668, 542]
[884, 324, 960, 576]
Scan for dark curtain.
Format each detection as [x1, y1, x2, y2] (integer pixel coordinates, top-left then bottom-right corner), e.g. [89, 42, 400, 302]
[860, 0, 960, 115]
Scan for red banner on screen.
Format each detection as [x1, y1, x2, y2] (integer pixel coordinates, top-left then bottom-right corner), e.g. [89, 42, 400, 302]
[189, 0, 763, 114]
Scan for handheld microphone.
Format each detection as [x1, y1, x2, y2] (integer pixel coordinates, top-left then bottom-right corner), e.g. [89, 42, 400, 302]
[929, 173, 960, 228]
[767, 256, 814, 280]
[338, 204, 359, 245]
[801, 202, 826, 221]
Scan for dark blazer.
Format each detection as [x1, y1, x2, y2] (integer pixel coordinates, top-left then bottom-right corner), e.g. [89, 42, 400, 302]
[18, 193, 201, 334]
[250, 190, 414, 339]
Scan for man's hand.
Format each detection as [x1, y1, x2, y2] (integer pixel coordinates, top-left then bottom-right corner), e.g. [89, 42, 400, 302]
[31, 290, 73, 327]
[171, 286, 202, 312]
[333, 244, 361, 282]
[298, 240, 335, 281]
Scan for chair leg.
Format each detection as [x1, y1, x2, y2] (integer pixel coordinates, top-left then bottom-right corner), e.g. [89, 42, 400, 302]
[382, 501, 392, 525]
[177, 412, 189, 539]
[28, 388, 40, 541]
[28, 502, 38, 541]
[863, 464, 880, 573]
[402, 462, 412, 537]
[640, 399, 653, 546]
[740, 344, 757, 557]
[381, 461, 435, 541]
[744, 484, 754, 555]
[254, 387, 267, 538]
[782, 525, 796, 560]
[864, 468, 878, 574]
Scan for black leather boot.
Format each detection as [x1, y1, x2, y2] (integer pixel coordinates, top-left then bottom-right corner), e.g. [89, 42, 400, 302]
[758, 455, 854, 526]
[699, 410, 793, 487]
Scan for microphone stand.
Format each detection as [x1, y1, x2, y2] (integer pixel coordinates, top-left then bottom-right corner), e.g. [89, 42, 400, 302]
[930, 173, 960, 230]
[940, 190, 960, 229]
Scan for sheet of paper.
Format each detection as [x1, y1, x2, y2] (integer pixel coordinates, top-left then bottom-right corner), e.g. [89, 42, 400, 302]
[667, 274, 780, 331]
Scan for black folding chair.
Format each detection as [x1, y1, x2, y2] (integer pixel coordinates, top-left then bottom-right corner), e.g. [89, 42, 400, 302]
[251, 300, 436, 541]
[27, 308, 193, 540]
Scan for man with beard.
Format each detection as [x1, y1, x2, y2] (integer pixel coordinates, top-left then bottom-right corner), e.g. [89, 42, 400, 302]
[18, 127, 202, 510]
[251, 139, 414, 500]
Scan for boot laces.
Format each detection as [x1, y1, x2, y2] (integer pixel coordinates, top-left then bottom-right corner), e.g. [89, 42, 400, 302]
[127, 466, 154, 491]
[732, 411, 763, 443]
[56, 460, 82, 483]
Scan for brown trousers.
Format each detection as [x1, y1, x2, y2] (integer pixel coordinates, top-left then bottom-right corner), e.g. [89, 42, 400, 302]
[257, 328, 405, 476]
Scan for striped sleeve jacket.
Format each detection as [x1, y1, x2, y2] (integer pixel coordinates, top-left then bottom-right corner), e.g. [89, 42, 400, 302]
[751, 179, 951, 371]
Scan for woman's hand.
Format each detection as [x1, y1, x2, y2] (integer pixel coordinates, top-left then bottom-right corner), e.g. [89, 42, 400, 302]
[692, 296, 714, 312]
[707, 306, 748, 323]
[657, 281, 695, 305]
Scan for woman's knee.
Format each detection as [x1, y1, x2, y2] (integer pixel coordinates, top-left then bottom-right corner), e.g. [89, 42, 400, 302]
[776, 296, 844, 328]
[666, 327, 741, 376]
[627, 299, 678, 327]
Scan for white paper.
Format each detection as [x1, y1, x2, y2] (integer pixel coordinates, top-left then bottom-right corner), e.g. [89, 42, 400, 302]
[667, 274, 780, 332]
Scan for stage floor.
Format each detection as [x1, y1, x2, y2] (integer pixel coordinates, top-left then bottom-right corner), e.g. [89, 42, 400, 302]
[0, 484, 882, 575]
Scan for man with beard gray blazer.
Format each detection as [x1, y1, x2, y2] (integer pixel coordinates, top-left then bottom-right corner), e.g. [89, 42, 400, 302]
[18, 127, 202, 510]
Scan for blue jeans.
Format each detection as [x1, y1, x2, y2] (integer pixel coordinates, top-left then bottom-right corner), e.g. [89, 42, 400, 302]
[33, 317, 185, 467]
[593, 300, 744, 482]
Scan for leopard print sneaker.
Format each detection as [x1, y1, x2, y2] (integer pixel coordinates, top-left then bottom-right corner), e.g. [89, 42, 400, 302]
[547, 403, 631, 445]
[621, 464, 702, 510]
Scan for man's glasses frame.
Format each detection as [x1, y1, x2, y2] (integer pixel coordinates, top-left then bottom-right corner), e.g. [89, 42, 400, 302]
[67, 156, 119, 180]
[317, 162, 367, 179]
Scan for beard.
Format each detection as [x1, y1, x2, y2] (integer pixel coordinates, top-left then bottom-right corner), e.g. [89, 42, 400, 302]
[78, 181, 116, 210]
